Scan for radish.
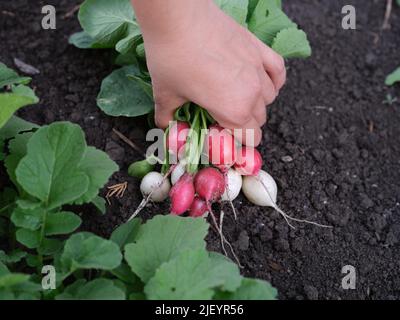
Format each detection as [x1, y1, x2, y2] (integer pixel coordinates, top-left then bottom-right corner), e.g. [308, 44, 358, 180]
[171, 160, 186, 185]
[242, 170, 331, 229]
[234, 146, 262, 176]
[242, 170, 277, 206]
[194, 167, 225, 203]
[189, 196, 208, 218]
[140, 171, 171, 203]
[205, 125, 237, 172]
[221, 169, 242, 202]
[169, 173, 195, 215]
[166, 121, 190, 156]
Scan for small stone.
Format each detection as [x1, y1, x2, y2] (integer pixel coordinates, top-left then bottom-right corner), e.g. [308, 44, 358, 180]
[360, 194, 374, 209]
[281, 155, 293, 163]
[237, 231, 250, 251]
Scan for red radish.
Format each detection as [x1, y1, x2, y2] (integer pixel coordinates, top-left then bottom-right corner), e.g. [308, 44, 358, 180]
[194, 167, 225, 203]
[189, 196, 208, 218]
[167, 121, 190, 156]
[205, 124, 237, 172]
[169, 173, 195, 215]
[234, 146, 262, 176]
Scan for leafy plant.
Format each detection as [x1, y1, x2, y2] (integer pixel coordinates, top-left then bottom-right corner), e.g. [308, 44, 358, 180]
[70, 0, 311, 118]
[0, 62, 39, 129]
[0, 117, 276, 300]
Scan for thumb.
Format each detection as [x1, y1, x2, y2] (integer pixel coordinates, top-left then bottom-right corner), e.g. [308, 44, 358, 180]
[154, 94, 186, 129]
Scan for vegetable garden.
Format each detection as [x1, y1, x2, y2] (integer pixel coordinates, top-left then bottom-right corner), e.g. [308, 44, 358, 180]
[1, 0, 400, 300]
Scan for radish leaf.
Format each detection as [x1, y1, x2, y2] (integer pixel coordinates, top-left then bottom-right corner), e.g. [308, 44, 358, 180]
[248, 0, 296, 45]
[60, 232, 122, 272]
[214, 0, 249, 26]
[215, 278, 277, 300]
[144, 250, 241, 300]
[97, 66, 153, 117]
[272, 28, 312, 58]
[125, 215, 208, 282]
[55, 279, 125, 300]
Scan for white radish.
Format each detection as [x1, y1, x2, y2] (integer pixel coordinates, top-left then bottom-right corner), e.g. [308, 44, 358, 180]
[140, 172, 171, 202]
[171, 161, 186, 185]
[221, 169, 242, 201]
[242, 170, 277, 206]
[242, 170, 331, 229]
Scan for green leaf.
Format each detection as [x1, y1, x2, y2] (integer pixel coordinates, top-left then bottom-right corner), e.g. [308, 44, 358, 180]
[115, 32, 142, 55]
[15, 228, 40, 249]
[215, 0, 249, 26]
[68, 31, 103, 49]
[271, 28, 311, 58]
[5, 132, 33, 190]
[73, 146, 118, 205]
[11, 206, 43, 230]
[0, 115, 38, 140]
[385, 67, 400, 86]
[39, 238, 64, 255]
[0, 250, 27, 265]
[45, 212, 82, 236]
[215, 278, 277, 300]
[16, 122, 90, 209]
[91, 195, 106, 215]
[248, 0, 282, 20]
[0, 85, 39, 129]
[248, 0, 297, 45]
[0, 273, 30, 288]
[110, 218, 141, 249]
[97, 66, 154, 117]
[0, 62, 31, 88]
[56, 278, 125, 300]
[144, 250, 241, 300]
[78, 0, 138, 48]
[125, 215, 208, 282]
[110, 262, 141, 286]
[61, 232, 122, 272]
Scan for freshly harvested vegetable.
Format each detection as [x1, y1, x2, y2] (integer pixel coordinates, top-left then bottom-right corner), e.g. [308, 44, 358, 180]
[194, 167, 225, 203]
[221, 169, 242, 202]
[166, 121, 190, 156]
[242, 170, 277, 207]
[171, 161, 186, 185]
[189, 196, 209, 218]
[140, 171, 171, 202]
[234, 146, 262, 176]
[206, 125, 237, 172]
[169, 174, 195, 215]
[128, 159, 155, 179]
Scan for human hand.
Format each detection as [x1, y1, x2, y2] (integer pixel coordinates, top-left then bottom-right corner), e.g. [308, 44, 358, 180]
[132, 0, 286, 146]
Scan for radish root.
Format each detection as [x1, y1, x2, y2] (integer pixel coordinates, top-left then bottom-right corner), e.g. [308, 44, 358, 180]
[256, 176, 332, 229]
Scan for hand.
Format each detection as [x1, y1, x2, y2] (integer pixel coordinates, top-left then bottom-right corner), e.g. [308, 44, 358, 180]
[133, 0, 286, 146]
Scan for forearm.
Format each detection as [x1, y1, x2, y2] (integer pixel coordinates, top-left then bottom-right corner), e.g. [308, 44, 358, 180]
[131, 0, 214, 43]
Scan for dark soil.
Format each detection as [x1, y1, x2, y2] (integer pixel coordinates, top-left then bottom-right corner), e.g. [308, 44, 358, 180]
[1, 0, 400, 300]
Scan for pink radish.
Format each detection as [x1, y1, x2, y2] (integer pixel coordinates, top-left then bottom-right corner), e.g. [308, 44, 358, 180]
[205, 124, 237, 172]
[234, 146, 262, 176]
[189, 196, 208, 218]
[194, 167, 225, 203]
[167, 121, 190, 156]
[169, 173, 195, 215]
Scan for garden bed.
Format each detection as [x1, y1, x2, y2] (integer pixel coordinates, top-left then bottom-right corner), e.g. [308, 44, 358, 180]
[1, 0, 400, 299]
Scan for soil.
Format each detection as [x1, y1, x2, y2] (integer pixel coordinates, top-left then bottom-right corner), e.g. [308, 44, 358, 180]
[1, 0, 400, 300]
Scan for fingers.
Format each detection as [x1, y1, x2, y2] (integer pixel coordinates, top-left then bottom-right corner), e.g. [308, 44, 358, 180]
[254, 38, 286, 93]
[235, 118, 262, 147]
[154, 94, 186, 129]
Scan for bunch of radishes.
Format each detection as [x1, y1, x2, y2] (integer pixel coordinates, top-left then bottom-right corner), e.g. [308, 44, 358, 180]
[134, 117, 283, 221]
